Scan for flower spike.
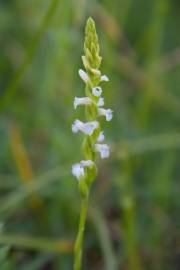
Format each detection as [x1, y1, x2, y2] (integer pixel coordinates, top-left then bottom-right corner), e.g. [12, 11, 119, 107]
[72, 17, 113, 270]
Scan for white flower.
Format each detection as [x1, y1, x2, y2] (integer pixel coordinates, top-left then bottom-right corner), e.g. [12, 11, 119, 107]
[79, 69, 89, 83]
[98, 108, 113, 121]
[97, 97, 104, 107]
[72, 119, 99, 135]
[95, 144, 110, 159]
[92, 86, 102, 97]
[72, 163, 84, 180]
[74, 97, 92, 109]
[97, 131, 105, 142]
[72, 160, 94, 180]
[101, 75, 109, 82]
[80, 160, 94, 167]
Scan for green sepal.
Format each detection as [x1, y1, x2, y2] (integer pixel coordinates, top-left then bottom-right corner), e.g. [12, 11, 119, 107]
[85, 164, 97, 186]
[85, 103, 98, 120]
[91, 125, 101, 143]
[82, 136, 95, 160]
[82, 55, 91, 70]
[84, 48, 94, 68]
[78, 177, 89, 199]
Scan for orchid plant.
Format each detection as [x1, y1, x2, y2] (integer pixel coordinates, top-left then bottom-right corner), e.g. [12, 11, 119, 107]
[71, 17, 113, 270]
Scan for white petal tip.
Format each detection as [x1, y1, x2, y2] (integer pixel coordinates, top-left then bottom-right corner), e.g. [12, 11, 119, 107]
[106, 109, 113, 121]
[97, 131, 105, 142]
[97, 97, 104, 107]
[72, 120, 99, 136]
[73, 97, 91, 109]
[80, 160, 94, 167]
[72, 163, 84, 180]
[101, 75, 109, 82]
[98, 108, 113, 121]
[95, 144, 110, 159]
[92, 87, 102, 97]
[79, 69, 89, 83]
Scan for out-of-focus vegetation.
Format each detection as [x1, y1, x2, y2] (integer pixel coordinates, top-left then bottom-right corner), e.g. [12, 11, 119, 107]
[0, 0, 180, 269]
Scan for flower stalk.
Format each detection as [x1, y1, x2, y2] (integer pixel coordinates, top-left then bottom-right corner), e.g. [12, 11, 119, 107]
[74, 198, 88, 270]
[72, 17, 113, 270]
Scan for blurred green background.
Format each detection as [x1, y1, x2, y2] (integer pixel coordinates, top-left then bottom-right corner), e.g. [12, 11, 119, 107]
[0, 0, 180, 269]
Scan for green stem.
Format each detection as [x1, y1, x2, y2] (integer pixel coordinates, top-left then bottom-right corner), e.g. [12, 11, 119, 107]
[74, 198, 89, 270]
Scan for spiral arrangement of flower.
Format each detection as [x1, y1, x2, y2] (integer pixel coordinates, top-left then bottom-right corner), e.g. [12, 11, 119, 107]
[71, 17, 113, 270]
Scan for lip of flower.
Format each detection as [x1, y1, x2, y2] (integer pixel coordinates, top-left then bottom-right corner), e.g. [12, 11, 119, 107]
[98, 108, 113, 121]
[72, 119, 99, 136]
[92, 86, 102, 97]
[72, 160, 94, 180]
[97, 97, 104, 107]
[95, 143, 110, 159]
[97, 131, 105, 142]
[72, 163, 85, 180]
[101, 75, 109, 82]
[74, 97, 92, 109]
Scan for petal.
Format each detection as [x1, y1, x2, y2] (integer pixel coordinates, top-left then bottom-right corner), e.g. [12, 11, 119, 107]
[98, 108, 113, 121]
[105, 109, 113, 121]
[97, 131, 105, 142]
[81, 160, 94, 167]
[79, 69, 89, 83]
[72, 119, 82, 133]
[72, 163, 84, 180]
[97, 97, 104, 107]
[72, 122, 78, 133]
[74, 97, 92, 109]
[101, 75, 109, 82]
[83, 121, 99, 135]
[72, 120, 99, 136]
[95, 144, 110, 159]
[92, 86, 102, 97]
